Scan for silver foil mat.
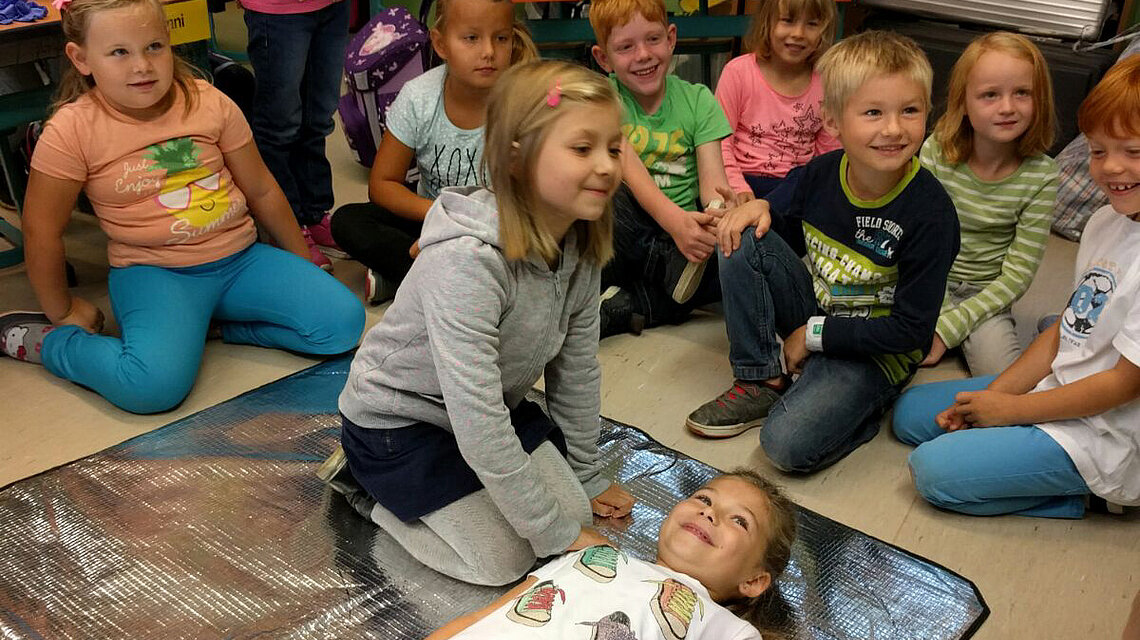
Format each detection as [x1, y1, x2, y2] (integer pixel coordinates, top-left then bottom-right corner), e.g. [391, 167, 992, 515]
[0, 358, 987, 639]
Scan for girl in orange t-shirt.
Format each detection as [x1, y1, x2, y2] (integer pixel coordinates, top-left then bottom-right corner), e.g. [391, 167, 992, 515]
[0, 0, 364, 414]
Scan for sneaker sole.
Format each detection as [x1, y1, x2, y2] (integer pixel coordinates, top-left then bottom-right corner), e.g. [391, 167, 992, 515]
[685, 415, 765, 438]
[317, 245, 350, 260]
[670, 259, 707, 304]
[316, 446, 347, 484]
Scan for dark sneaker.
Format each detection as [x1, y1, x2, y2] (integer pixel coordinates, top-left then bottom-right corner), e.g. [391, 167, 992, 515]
[573, 544, 625, 583]
[579, 611, 635, 639]
[647, 578, 703, 639]
[506, 579, 565, 627]
[599, 286, 645, 339]
[364, 268, 397, 306]
[316, 445, 375, 519]
[0, 311, 52, 364]
[663, 253, 707, 305]
[686, 380, 781, 438]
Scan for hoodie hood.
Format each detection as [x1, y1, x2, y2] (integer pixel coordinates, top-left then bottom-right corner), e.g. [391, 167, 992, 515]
[418, 186, 502, 252]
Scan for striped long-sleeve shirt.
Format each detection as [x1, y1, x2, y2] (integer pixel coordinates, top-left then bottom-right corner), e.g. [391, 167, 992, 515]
[919, 137, 1058, 348]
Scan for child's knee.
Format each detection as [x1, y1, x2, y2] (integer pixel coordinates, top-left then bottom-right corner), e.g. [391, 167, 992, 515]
[759, 421, 821, 473]
[306, 288, 365, 354]
[112, 366, 195, 414]
[464, 542, 535, 586]
[891, 391, 928, 445]
[907, 445, 956, 508]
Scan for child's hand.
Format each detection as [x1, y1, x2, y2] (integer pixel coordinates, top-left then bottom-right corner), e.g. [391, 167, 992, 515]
[667, 212, 718, 263]
[717, 199, 772, 258]
[920, 334, 947, 367]
[783, 324, 809, 375]
[57, 297, 104, 334]
[409, 239, 421, 259]
[567, 526, 610, 552]
[935, 406, 969, 431]
[591, 482, 635, 518]
[950, 390, 1017, 427]
[736, 191, 755, 204]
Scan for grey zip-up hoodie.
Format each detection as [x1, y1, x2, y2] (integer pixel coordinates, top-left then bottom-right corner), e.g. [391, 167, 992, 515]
[339, 186, 608, 557]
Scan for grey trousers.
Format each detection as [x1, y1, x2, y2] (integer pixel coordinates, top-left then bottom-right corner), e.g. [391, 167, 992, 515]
[944, 280, 1022, 377]
[367, 441, 592, 586]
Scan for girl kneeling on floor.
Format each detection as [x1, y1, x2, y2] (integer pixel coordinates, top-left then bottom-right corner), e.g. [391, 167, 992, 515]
[892, 56, 1140, 518]
[326, 60, 636, 586]
[0, 0, 364, 414]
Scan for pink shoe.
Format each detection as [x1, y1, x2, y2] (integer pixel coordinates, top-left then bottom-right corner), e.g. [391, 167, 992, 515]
[305, 213, 348, 259]
[0, 311, 53, 364]
[301, 227, 333, 272]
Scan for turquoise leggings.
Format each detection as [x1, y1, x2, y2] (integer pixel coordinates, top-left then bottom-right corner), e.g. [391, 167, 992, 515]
[892, 376, 1089, 518]
[42, 243, 364, 414]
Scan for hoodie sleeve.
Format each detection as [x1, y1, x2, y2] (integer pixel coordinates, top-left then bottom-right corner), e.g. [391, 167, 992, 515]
[543, 263, 608, 500]
[419, 240, 582, 558]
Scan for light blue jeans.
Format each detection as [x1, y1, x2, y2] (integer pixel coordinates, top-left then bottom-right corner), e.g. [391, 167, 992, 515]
[42, 243, 364, 414]
[892, 376, 1089, 518]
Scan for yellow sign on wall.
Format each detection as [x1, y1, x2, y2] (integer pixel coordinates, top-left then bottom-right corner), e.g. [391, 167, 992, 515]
[164, 0, 211, 46]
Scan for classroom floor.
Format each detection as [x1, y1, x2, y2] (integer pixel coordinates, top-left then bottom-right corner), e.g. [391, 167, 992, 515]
[1, 11, 1138, 638]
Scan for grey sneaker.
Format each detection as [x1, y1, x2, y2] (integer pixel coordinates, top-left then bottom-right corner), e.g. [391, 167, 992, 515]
[317, 445, 376, 519]
[0, 311, 53, 364]
[686, 381, 781, 438]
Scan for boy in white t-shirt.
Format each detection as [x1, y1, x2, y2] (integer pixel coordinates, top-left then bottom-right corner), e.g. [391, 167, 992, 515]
[890, 56, 1140, 517]
[426, 471, 797, 639]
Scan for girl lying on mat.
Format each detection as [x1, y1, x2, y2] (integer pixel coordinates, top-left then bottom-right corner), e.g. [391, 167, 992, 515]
[322, 60, 635, 587]
[427, 470, 797, 640]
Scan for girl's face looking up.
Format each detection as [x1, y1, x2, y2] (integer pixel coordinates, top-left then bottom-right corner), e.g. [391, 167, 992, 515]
[432, 0, 515, 92]
[656, 476, 774, 602]
[65, 3, 175, 120]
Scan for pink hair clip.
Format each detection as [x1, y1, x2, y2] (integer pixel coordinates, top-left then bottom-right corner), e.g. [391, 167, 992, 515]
[52, 0, 72, 11]
[546, 79, 561, 108]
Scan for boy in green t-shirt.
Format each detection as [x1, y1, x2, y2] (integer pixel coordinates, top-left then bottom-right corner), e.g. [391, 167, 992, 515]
[588, 0, 734, 337]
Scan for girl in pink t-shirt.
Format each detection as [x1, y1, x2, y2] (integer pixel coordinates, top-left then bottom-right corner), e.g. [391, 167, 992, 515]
[0, 0, 363, 414]
[715, 0, 840, 204]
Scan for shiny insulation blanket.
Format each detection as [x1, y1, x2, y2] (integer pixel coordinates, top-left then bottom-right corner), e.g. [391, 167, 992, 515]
[0, 357, 987, 639]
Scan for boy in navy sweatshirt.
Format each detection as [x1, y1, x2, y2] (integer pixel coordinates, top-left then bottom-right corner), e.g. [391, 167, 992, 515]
[685, 31, 959, 474]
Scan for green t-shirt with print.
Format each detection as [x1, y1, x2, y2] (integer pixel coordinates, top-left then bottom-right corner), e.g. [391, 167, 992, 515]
[611, 74, 731, 211]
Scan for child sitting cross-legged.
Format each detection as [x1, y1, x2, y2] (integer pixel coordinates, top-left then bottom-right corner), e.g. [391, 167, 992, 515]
[892, 55, 1140, 518]
[426, 470, 797, 639]
[686, 31, 960, 475]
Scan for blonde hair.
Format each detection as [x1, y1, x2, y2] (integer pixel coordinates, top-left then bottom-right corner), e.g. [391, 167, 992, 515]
[717, 469, 797, 637]
[432, 0, 537, 65]
[816, 30, 932, 119]
[484, 60, 618, 266]
[744, 0, 836, 67]
[934, 31, 1055, 165]
[1078, 54, 1140, 139]
[52, 0, 198, 117]
[588, 0, 668, 49]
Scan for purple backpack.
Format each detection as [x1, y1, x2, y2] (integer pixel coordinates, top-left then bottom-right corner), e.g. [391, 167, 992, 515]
[339, 7, 429, 167]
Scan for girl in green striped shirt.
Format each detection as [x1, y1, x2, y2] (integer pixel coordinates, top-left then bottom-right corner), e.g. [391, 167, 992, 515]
[919, 32, 1059, 376]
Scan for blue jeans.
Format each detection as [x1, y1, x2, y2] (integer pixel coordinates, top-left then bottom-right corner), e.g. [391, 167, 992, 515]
[893, 376, 1089, 518]
[41, 243, 365, 414]
[602, 185, 720, 327]
[720, 230, 903, 472]
[244, 2, 349, 226]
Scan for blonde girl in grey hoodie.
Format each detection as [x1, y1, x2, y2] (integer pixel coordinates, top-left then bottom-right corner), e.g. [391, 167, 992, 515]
[325, 61, 637, 586]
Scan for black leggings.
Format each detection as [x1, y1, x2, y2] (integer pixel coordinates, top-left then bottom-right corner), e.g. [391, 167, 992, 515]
[330, 202, 423, 282]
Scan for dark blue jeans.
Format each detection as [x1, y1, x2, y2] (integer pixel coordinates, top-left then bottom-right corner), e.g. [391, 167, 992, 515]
[244, 2, 349, 226]
[719, 229, 903, 472]
[602, 185, 720, 327]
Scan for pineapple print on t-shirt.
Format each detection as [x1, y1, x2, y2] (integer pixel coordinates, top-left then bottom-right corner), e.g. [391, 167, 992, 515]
[146, 137, 242, 243]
